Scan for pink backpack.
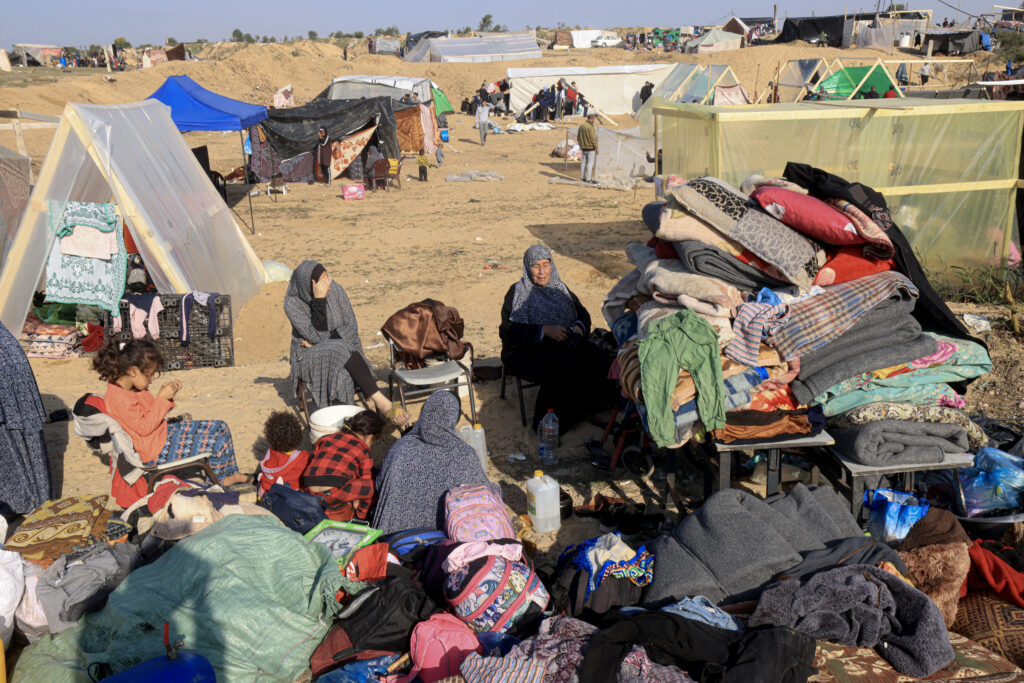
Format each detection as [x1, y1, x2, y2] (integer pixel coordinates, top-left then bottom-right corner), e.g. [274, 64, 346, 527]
[445, 484, 515, 542]
[408, 613, 483, 683]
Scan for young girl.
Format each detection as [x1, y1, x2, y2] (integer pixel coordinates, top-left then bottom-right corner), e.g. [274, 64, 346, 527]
[94, 339, 248, 486]
[258, 411, 311, 497]
[302, 410, 386, 521]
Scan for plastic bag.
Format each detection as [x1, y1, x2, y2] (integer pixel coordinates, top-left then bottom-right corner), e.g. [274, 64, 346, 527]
[261, 260, 293, 283]
[864, 488, 930, 543]
[976, 448, 1024, 490]
[0, 550, 24, 648]
[960, 466, 1023, 518]
[14, 560, 48, 644]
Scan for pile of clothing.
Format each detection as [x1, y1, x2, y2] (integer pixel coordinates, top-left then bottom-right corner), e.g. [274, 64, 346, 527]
[603, 163, 989, 465]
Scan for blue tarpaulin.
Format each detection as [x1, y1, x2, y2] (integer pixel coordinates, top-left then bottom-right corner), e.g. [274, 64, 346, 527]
[148, 75, 268, 131]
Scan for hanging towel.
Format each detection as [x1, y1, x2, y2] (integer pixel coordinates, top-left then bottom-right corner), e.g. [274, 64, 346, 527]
[45, 202, 127, 317]
[59, 225, 118, 260]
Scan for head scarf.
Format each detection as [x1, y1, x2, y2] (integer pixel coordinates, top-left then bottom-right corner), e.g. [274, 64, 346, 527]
[371, 392, 488, 534]
[509, 245, 577, 328]
[283, 260, 361, 346]
[317, 127, 330, 148]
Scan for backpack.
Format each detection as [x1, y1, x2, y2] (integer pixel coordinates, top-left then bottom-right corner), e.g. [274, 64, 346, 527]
[408, 613, 483, 683]
[257, 483, 326, 534]
[384, 527, 449, 563]
[310, 572, 438, 677]
[444, 554, 549, 634]
[445, 484, 515, 543]
[381, 299, 468, 369]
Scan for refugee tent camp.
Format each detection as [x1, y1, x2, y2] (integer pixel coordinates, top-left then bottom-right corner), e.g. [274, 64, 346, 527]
[323, 75, 434, 103]
[404, 32, 541, 62]
[685, 29, 745, 54]
[372, 38, 401, 56]
[651, 97, 1024, 272]
[722, 17, 751, 39]
[147, 75, 268, 131]
[0, 101, 266, 334]
[508, 64, 676, 115]
[817, 60, 903, 100]
[915, 29, 984, 55]
[404, 30, 446, 53]
[0, 144, 31, 268]
[758, 58, 832, 102]
[9, 44, 61, 67]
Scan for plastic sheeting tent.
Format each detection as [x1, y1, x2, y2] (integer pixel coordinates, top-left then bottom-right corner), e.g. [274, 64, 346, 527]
[570, 30, 603, 48]
[404, 33, 541, 63]
[0, 145, 31, 269]
[818, 61, 903, 100]
[858, 23, 896, 49]
[373, 38, 401, 55]
[508, 64, 676, 115]
[596, 126, 654, 181]
[685, 29, 744, 54]
[652, 98, 1024, 274]
[0, 101, 266, 333]
[760, 58, 831, 102]
[649, 63, 703, 101]
[325, 75, 434, 102]
[675, 65, 745, 105]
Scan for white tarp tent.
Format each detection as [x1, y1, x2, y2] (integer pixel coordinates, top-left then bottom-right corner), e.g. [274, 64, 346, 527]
[570, 30, 603, 48]
[596, 126, 654, 180]
[0, 101, 266, 333]
[508, 64, 676, 115]
[326, 75, 435, 102]
[0, 145, 31, 268]
[404, 33, 541, 63]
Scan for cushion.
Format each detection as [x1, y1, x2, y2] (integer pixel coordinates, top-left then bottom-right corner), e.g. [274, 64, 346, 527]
[814, 245, 895, 286]
[750, 186, 864, 246]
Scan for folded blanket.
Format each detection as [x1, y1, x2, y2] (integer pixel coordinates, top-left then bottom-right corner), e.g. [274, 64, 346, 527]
[819, 382, 963, 418]
[833, 420, 970, 465]
[830, 402, 987, 450]
[771, 271, 919, 360]
[638, 259, 744, 310]
[673, 240, 787, 292]
[712, 406, 825, 445]
[792, 331, 937, 405]
[669, 177, 826, 289]
[636, 300, 734, 347]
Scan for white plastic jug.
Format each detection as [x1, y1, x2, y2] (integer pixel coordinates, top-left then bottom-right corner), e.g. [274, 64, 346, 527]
[458, 425, 488, 472]
[526, 471, 561, 534]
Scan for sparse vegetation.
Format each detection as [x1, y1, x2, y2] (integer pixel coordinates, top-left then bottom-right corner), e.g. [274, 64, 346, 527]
[478, 14, 509, 33]
[167, 37, 178, 47]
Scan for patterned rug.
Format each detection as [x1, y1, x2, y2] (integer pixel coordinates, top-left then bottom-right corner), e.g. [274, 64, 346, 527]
[954, 591, 1024, 669]
[330, 126, 376, 180]
[810, 632, 1021, 682]
[5, 494, 111, 567]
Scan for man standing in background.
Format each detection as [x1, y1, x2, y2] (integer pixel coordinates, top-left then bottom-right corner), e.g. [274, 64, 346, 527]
[577, 113, 599, 184]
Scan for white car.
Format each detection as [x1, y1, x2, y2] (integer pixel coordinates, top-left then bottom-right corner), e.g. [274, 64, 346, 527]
[591, 35, 624, 48]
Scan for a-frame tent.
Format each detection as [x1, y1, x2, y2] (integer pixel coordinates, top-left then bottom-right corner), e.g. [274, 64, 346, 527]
[0, 100, 266, 334]
[757, 58, 833, 103]
[819, 59, 904, 100]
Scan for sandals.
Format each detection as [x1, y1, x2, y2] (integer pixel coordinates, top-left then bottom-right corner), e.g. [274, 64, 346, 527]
[384, 404, 412, 428]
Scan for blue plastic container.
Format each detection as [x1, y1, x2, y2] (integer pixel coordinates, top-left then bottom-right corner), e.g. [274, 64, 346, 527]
[103, 652, 216, 682]
[440, 129, 450, 142]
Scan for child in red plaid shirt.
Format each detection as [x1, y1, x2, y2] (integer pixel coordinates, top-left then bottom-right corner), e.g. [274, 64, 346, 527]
[302, 410, 387, 521]
[258, 411, 311, 498]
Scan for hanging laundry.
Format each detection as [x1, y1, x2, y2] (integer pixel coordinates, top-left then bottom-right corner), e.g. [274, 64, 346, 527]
[59, 226, 118, 260]
[179, 292, 220, 345]
[129, 294, 162, 339]
[45, 201, 127, 317]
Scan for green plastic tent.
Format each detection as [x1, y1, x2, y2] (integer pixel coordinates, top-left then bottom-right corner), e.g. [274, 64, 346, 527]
[818, 64, 901, 100]
[432, 86, 454, 115]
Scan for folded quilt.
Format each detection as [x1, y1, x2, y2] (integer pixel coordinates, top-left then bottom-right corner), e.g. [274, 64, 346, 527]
[638, 258, 744, 310]
[792, 332, 937, 406]
[771, 271, 918, 360]
[819, 382, 963, 418]
[712, 406, 825, 445]
[830, 402, 987, 450]
[673, 240, 787, 292]
[669, 177, 826, 289]
[815, 332, 991, 406]
[833, 420, 970, 465]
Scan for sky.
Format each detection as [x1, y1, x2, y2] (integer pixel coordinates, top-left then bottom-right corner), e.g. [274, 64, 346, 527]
[1, 0, 999, 48]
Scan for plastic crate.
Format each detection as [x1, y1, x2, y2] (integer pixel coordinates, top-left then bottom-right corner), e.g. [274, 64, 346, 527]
[104, 294, 234, 370]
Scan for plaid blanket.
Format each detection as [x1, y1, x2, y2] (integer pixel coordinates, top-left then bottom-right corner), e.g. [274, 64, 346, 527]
[771, 272, 918, 360]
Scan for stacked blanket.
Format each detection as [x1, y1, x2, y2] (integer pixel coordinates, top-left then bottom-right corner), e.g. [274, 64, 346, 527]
[603, 166, 990, 455]
[832, 420, 970, 465]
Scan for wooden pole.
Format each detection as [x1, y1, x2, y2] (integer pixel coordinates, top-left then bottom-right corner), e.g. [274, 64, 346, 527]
[564, 128, 568, 171]
[754, 63, 761, 102]
[239, 130, 255, 234]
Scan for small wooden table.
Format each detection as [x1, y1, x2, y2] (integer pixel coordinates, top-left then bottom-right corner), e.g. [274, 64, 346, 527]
[823, 449, 974, 521]
[706, 431, 836, 499]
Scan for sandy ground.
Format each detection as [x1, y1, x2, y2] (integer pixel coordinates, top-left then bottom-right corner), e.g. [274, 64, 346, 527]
[0, 40, 1013, 561]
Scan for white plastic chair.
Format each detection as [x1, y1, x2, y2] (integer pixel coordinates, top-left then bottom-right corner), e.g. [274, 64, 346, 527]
[384, 336, 478, 423]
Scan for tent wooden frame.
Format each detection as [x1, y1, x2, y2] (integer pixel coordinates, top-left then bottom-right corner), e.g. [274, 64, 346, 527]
[880, 58, 982, 91]
[0, 110, 59, 184]
[651, 98, 1024, 266]
[688, 65, 745, 106]
[755, 58, 834, 103]
[820, 58, 905, 99]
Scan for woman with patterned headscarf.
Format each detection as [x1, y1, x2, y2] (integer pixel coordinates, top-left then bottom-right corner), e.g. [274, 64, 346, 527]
[500, 245, 614, 433]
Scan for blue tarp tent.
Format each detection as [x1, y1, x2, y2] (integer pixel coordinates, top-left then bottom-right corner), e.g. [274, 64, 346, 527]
[147, 75, 267, 131]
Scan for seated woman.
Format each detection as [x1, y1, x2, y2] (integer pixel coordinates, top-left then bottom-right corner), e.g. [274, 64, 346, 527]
[500, 245, 614, 433]
[94, 338, 248, 486]
[302, 410, 386, 521]
[285, 260, 409, 426]
[365, 144, 385, 183]
[371, 392, 488, 534]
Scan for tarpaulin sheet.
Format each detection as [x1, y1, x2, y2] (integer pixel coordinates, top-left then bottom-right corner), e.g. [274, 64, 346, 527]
[260, 97, 400, 160]
[820, 66, 894, 99]
[148, 75, 267, 131]
[405, 33, 541, 63]
[917, 30, 982, 54]
[0, 145, 30, 269]
[12, 515, 343, 683]
[395, 105, 424, 152]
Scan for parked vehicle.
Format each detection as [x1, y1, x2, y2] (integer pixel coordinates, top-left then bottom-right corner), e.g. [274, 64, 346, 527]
[591, 34, 624, 48]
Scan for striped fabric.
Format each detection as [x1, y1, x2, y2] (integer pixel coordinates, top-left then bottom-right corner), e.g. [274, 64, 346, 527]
[771, 271, 918, 360]
[459, 652, 545, 683]
[725, 302, 789, 367]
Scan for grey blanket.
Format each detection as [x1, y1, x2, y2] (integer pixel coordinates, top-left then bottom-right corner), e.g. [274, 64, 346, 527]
[645, 484, 863, 605]
[672, 240, 787, 292]
[792, 332, 937, 405]
[750, 565, 954, 678]
[833, 420, 970, 466]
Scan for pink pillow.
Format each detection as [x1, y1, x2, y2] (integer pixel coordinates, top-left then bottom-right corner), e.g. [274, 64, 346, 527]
[750, 186, 863, 246]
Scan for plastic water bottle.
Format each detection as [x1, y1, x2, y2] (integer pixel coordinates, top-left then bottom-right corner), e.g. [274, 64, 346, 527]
[526, 470, 561, 534]
[538, 409, 559, 466]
